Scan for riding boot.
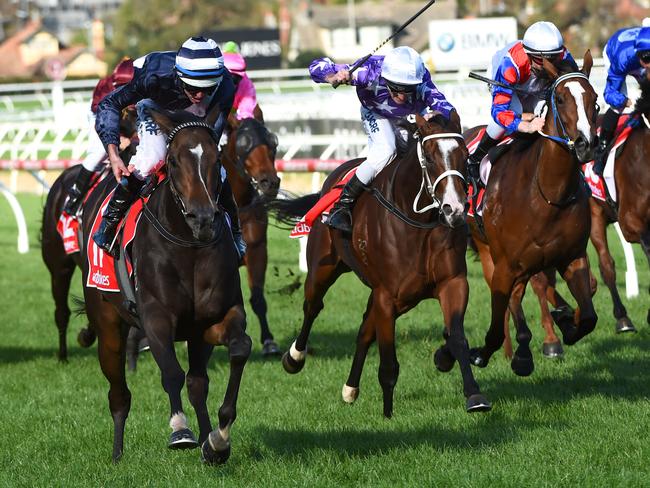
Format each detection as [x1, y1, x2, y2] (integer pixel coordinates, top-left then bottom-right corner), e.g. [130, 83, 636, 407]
[92, 175, 144, 257]
[221, 179, 246, 260]
[467, 131, 498, 188]
[327, 174, 367, 233]
[593, 108, 619, 176]
[63, 166, 95, 215]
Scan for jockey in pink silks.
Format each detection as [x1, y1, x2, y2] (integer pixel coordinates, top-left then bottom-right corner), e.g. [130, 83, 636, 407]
[223, 52, 258, 120]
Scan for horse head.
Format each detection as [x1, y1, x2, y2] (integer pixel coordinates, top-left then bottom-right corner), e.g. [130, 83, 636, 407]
[150, 110, 222, 242]
[634, 77, 650, 121]
[540, 50, 598, 163]
[226, 114, 281, 198]
[413, 111, 468, 228]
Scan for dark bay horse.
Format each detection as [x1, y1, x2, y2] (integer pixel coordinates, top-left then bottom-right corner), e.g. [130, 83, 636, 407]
[80, 109, 251, 464]
[275, 114, 490, 418]
[221, 108, 282, 355]
[41, 108, 137, 361]
[465, 53, 599, 375]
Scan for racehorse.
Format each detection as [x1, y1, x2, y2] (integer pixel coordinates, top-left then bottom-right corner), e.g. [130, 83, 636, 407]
[41, 107, 137, 362]
[79, 108, 251, 464]
[220, 109, 282, 355]
[273, 113, 491, 418]
[465, 53, 599, 375]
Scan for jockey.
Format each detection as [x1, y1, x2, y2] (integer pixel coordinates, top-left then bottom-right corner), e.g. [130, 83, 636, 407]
[222, 46, 258, 121]
[63, 57, 134, 215]
[92, 36, 246, 259]
[593, 26, 650, 176]
[467, 21, 576, 185]
[309, 46, 457, 233]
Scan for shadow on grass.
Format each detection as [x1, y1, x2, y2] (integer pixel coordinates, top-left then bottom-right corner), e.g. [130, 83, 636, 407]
[0, 343, 97, 364]
[254, 410, 539, 459]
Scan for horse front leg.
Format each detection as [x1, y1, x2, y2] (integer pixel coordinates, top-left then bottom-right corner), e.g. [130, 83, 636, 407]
[437, 276, 491, 412]
[557, 255, 598, 345]
[186, 339, 214, 444]
[48, 258, 75, 362]
[640, 230, 650, 325]
[202, 304, 251, 465]
[470, 265, 515, 368]
[508, 279, 535, 376]
[370, 290, 399, 418]
[529, 271, 564, 358]
[343, 293, 377, 404]
[590, 204, 636, 333]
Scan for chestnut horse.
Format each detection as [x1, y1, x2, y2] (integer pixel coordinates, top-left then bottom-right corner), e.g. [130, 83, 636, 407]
[221, 109, 282, 355]
[275, 114, 491, 418]
[465, 54, 599, 376]
[41, 107, 137, 362]
[79, 109, 251, 464]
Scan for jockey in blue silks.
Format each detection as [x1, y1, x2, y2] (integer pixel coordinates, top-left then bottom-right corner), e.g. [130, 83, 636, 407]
[466, 21, 576, 185]
[92, 36, 246, 258]
[593, 26, 650, 176]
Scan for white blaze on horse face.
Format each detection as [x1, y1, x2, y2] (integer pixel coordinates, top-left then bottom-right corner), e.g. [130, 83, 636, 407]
[436, 139, 464, 210]
[189, 143, 215, 207]
[565, 81, 592, 141]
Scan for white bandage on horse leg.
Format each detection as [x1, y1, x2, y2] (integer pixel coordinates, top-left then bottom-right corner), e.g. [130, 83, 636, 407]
[289, 341, 306, 362]
[342, 384, 360, 403]
[169, 412, 188, 432]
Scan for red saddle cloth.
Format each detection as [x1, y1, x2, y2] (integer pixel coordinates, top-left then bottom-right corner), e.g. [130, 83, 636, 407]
[290, 168, 357, 238]
[85, 190, 146, 292]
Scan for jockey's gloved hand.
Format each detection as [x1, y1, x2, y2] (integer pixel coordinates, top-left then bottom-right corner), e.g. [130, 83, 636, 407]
[468, 161, 481, 184]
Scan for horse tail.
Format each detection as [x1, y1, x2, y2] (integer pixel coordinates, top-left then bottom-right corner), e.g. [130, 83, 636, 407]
[71, 295, 87, 317]
[266, 193, 320, 226]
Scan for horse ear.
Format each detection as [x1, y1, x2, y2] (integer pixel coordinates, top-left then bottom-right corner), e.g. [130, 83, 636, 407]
[254, 104, 265, 123]
[149, 108, 175, 136]
[414, 114, 427, 130]
[542, 57, 559, 80]
[581, 50, 593, 78]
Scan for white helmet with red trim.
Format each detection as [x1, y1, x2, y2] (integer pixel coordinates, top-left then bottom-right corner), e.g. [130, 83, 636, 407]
[522, 21, 564, 56]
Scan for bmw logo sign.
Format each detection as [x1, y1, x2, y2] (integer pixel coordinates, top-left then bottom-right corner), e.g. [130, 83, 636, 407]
[437, 33, 455, 52]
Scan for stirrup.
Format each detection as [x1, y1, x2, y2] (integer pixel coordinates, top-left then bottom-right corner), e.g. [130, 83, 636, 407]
[327, 207, 352, 233]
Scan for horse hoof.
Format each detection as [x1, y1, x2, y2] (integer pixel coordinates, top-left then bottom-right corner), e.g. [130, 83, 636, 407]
[342, 384, 359, 404]
[281, 351, 305, 374]
[511, 354, 534, 377]
[551, 305, 574, 325]
[262, 339, 282, 357]
[542, 341, 564, 359]
[466, 394, 492, 413]
[469, 348, 488, 368]
[433, 346, 455, 372]
[168, 428, 199, 449]
[77, 327, 96, 348]
[138, 337, 150, 352]
[615, 317, 637, 334]
[201, 431, 231, 465]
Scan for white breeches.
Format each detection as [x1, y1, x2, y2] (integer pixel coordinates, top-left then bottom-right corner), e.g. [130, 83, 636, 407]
[355, 107, 397, 185]
[82, 112, 109, 172]
[129, 99, 168, 180]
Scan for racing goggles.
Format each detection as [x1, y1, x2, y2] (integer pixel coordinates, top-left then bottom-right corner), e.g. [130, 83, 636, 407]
[637, 51, 650, 64]
[182, 81, 218, 96]
[529, 52, 562, 66]
[385, 80, 417, 94]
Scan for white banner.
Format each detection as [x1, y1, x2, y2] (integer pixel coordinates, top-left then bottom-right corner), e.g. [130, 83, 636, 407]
[428, 17, 518, 71]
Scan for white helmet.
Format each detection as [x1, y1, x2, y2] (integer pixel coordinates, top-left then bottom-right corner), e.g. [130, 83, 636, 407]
[522, 21, 564, 56]
[381, 46, 425, 86]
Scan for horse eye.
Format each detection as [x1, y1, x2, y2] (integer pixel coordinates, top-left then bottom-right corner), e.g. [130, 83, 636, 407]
[268, 133, 278, 148]
[556, 95, 564, 104]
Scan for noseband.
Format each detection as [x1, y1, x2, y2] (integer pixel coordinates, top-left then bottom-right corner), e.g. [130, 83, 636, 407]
[413, 132, 466, 214]
[232, 120, 278, 192]
[536, 72, 590, 152]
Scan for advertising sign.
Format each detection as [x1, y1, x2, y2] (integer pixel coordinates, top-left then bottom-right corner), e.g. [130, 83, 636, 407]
[428, 17, 518, 71]
[203, 28, 281, 70]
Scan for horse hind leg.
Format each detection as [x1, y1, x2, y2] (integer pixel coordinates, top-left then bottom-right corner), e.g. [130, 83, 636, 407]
[640, 230, 650, 325]
[202, 304, 251, 465]
[558, 256, 598, 345]
[342, 293, 378, 404]
[508, 280, 535, 376]
[529, 271, 564, 358]
[370, 290, 399, 418]
[48, 259, 75, 362]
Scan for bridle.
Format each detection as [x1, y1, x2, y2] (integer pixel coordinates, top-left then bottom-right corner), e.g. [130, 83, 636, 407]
[230, 120, 278, 193]
[412, 132, 466, 214]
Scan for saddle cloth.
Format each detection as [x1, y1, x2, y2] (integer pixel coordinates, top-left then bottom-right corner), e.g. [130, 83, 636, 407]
[466, 128, 514, 188]
[290, 168, 357, 238]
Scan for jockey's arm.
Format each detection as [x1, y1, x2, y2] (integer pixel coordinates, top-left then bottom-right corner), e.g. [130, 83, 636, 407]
[420, 71, 454, 120]
[603, 64, 631, 110]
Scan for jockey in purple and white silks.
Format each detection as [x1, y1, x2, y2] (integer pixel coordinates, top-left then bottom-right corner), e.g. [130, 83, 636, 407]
[309, 46, 457, 233]
[592, 26, 650, 175]
[92, 36, 246, 259]
[466, 21, 576, 186]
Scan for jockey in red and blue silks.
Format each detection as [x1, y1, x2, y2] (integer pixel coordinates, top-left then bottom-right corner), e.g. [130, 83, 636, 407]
[592, 26, 650, 175]
[309, 46, 457, 233]
[92, 36, 246, 259]
[63, 57, 135, 216]
[467, 21, 576, 186]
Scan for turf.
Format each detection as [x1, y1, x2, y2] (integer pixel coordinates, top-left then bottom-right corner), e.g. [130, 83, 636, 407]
[0, 193, 648, 487]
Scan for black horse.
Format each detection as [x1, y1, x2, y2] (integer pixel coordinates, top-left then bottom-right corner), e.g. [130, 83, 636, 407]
[78, 109, 251, 464]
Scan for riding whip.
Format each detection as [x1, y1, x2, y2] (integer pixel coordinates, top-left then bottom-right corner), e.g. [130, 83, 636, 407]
[469, 71, 544, 96]
[333, 0, 437, 88]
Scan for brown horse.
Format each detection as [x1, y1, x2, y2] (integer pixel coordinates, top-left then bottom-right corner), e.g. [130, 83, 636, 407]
[274, 113, 491, 418]
[220, 109, 282, 355]
[78, 109, 251, 463]
[41, 107, 138, 362]
[465, 53, 599, 376]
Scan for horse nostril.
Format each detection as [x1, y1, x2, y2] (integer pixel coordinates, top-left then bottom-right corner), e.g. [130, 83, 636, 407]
[442, 203, 453, 216]
[186, 212, 196, 220]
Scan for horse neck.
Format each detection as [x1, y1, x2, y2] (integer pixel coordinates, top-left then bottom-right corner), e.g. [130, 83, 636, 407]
[535, 136, 580, 204]
[147, 179, 192, 235]
[220, 140, 255, 206]
[377, 149, 427, 214]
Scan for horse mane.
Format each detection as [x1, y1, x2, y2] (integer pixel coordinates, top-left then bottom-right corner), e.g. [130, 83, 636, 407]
[635, 77, 650, 115]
